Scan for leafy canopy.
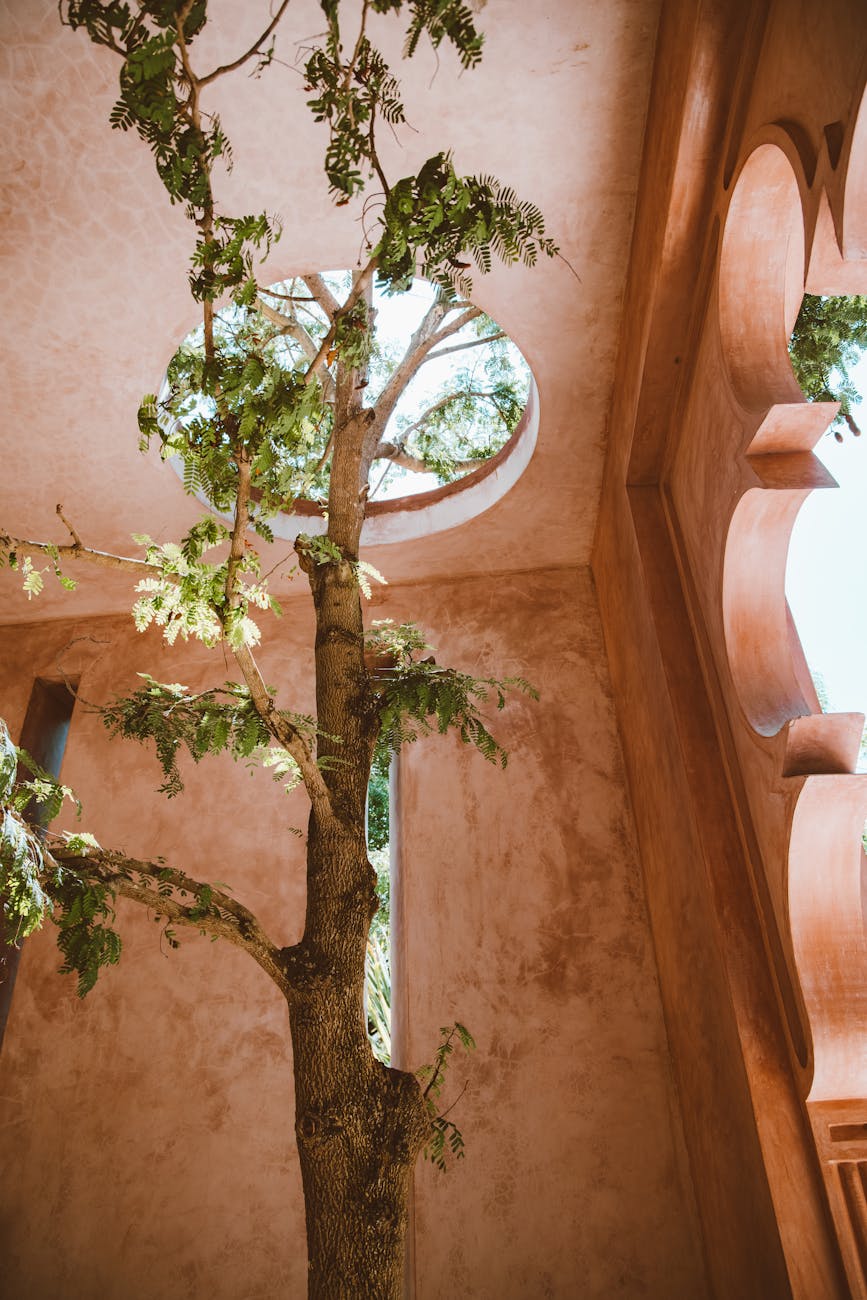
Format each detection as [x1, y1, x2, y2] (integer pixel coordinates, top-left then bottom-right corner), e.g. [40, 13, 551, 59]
[789, 294, 867, 438]
[3, 0, 549, 1021]
[0, 718, 119, 996]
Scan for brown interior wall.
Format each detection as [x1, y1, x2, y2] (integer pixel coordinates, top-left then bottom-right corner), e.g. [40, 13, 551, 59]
[0, 572, 709, 1299]
[392, 568, 708, 1298]
[592, 0, 867, 1296]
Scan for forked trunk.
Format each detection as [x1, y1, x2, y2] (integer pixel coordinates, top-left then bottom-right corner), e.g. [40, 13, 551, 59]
[289, 978, 429, 1299]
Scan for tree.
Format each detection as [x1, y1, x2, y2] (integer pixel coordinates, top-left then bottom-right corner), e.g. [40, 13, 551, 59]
[0, 3, 554, 1296]
[789, 293, 867, 438]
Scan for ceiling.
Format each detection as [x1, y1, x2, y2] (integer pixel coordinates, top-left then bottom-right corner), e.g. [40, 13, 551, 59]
[0, 0, 661, 622]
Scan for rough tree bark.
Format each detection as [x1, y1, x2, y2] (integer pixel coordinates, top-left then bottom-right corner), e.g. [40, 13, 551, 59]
[289, 662, 428, 1295]
[289, 277, 430, 1297]
[0, 5, 553, 1294]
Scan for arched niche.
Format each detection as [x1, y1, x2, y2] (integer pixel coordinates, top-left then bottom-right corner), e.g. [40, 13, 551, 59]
[843, 75, 867, 261]
[724, 485, 813, 737]
[718, 142, 806, 412]
[789, 776, 867, 1102]
[720, 140, 844, 739]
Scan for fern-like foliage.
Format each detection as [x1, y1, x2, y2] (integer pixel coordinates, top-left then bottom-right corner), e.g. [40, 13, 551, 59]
[0, 716, 120, 995]
[63, 2, 552, 558]
[306, 31, 407, 200]
[62, 2, 209, 208]
[100, 676, 317, 797]
[53, 866, 122, 997]
[789, 294, 867, 438]
[375, 153, 558, 297]
[365, 927, 391, 1064]
[416, 1021, 475, 1172]
[308, 0, 482, 200]
[0, 720, 79, 941]
[143, 311, 330, 532]
[367, 622, 537, 766]
[61, 1, 279, 311]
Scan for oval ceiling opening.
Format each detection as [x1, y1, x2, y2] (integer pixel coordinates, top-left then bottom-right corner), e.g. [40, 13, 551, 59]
[163, 270, 536, 545]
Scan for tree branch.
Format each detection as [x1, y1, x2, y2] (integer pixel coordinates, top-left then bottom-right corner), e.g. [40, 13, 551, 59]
[304, 259, 378, 389]
[424, 330, 506, 363]
[255, 297, 336, 401]
[199, 0, 291, 87]
[222, 453, 331, 816]
[56, 503, 83, 547]
[362, 304, 483, 461]
[372, 390, 492, 476]
[225, 452, 251, 607]
[173, 5, 220, 365]
[0, 528, 155, 577]
[301, 274, 341, 322]
[427, 306, 483, 348]
[48, 842, 291, 993]
[231, 641, 333, 822]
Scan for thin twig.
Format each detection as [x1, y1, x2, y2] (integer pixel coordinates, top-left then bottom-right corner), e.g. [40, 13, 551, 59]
[56, 504, 82, 547]
[341, 0, 370, 92]
[437, 1079, 469, 1121]
[424, 331, 506, 363]
[199, 0, 291, 87]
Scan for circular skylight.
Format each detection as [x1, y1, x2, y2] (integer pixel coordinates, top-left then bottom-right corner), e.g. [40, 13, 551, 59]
[162, 270, 535, 540]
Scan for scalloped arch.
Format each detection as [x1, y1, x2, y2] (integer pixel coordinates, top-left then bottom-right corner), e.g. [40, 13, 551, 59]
[843, 71, 867, 260]
[724, 485, 813, 737]
[788, 776, 867, 1101]
[718, 140, 830, 737]
[718, 141, 806, 412]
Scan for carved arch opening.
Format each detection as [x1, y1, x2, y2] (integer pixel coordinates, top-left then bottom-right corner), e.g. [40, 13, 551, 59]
[718, 141, 835, 739]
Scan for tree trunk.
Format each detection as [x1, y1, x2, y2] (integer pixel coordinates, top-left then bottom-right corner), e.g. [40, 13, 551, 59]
[292, 440, 430, 1294]
[289, 977, 429, 1299]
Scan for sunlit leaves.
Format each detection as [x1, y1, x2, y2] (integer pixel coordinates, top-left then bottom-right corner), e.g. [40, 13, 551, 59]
[365, 619, 431, 665]
[369, 624, 538, 766]
[790, 294, 867, 438]
[0, 722, 16, 803]
[149, 314, 330, 529]
[0, 808, 48, 940]
[101, 675, 310, 797]
[376, 153, 558, 297]
[131, 530, 226, 646]
[0, 722, 116, 995]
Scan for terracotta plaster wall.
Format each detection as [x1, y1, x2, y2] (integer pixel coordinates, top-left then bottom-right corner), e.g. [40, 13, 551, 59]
[391, 568, 708, 1299]
[0, 571, 708, 1298]
[592, 0, 867, 1295]
[0, 614, 313, 1300]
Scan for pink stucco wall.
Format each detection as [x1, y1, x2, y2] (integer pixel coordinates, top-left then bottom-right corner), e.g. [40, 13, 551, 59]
[0, 571, 708, 1298]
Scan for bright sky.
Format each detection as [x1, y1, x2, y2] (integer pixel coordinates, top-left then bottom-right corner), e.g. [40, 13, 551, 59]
[369, 276, 528, 500]
[786, 350, 867, 758]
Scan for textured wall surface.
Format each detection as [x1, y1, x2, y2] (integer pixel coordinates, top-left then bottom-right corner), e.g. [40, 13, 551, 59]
[393, 568, 708, 1298]
[8, 0, 867, 1294]
[0, 573, 708, 1299]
